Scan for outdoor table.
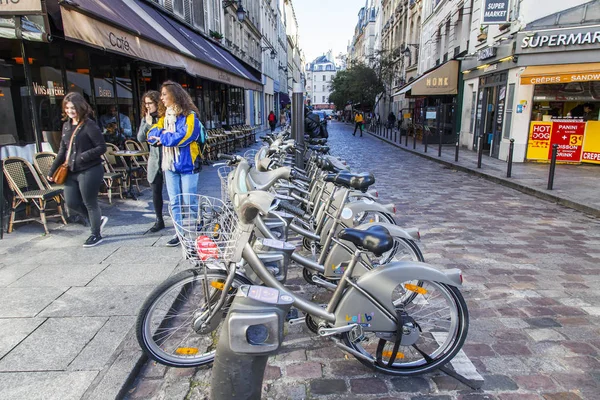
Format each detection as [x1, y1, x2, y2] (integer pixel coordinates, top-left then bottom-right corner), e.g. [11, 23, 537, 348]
[112, 150, 148, 200]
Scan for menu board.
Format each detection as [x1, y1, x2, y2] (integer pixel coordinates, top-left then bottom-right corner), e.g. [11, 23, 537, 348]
[582, 121, 600, 164]
[527, 122, 553, 161]
[548, 121, 585, 162]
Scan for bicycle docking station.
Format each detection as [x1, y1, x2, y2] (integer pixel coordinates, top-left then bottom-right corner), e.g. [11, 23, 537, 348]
[210, 285, 293, 400]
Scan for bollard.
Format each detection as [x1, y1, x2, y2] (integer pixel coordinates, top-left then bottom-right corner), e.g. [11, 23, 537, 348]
[413, 129, 416, 149]
[547, 144, 559, 190]
[211, 285, 293, 400]
[424, 128, 428, 153]
[405, 128, 408, 147]
[507, 139, 515, 178]
[455, 135, 460, 162]
[437, 104, 442, 158]
[477, 134, 484, 168]
[0, 167, 4, 239]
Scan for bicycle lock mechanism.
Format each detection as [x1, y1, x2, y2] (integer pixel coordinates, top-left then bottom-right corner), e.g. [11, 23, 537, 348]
[210, 285, 293, 400]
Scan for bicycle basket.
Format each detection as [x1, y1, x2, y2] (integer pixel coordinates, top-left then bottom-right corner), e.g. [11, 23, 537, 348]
[217, 166, 236, 202]
[169, 194, 240, 264]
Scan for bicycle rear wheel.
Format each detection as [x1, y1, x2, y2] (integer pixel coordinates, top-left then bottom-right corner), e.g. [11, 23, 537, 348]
[136, 268, 250, 367]
[342, 281, 469, 376]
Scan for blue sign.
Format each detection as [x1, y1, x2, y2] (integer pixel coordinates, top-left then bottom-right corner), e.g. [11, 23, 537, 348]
[481, 0, 510, 25]
[517, 104, 523, 113]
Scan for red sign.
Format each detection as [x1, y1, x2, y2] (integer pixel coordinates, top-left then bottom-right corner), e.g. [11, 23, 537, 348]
[548, 121, 585, 162]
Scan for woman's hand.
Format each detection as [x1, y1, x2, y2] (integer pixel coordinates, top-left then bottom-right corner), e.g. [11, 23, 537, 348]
[148, 136, 161, 145]
[145, 110, 153, 126]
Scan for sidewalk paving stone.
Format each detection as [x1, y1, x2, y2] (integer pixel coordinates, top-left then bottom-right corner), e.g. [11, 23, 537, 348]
[0, 371, 99, 400]
[0, 317, 106, 371]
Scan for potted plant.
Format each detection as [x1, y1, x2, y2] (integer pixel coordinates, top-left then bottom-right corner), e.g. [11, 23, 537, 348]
[477, 26, 488, 42]
[209, 30, 223, 42]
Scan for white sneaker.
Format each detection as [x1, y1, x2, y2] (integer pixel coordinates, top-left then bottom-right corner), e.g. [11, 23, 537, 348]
[100, 216, 108, 235]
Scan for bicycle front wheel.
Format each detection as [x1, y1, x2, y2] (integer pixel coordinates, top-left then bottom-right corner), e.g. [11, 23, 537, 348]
[136, 268, 250, 368]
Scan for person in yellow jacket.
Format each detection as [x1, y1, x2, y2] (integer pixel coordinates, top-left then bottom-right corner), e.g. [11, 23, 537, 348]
[353, 112, 364, 137]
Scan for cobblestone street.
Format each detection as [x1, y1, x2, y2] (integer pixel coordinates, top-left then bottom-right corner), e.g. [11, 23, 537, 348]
[128, 121, 600, 400]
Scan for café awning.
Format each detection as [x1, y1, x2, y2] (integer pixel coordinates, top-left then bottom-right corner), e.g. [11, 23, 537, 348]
[59, 0, 262, 91]
[410, 60, 459, 96]
[392, 83, 413, 97]
[520, 63, 600, 85]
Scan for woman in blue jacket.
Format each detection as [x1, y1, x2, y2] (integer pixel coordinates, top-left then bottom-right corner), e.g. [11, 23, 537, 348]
[148, 81, 202, 247]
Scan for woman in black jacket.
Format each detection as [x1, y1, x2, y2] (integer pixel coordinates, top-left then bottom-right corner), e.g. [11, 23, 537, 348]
[48, 92, 108, 247]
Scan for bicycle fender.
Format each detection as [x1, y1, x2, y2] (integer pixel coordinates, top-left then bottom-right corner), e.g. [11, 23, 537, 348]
[334, 262, 463, 329]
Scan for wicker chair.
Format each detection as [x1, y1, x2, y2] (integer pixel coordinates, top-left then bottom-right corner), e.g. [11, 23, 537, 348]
[124, 139, 148, 173]
[100, 154, 124, 204]
[33, 152, 69, 217]
[2, 157, 67, 234]
[105, 143, 142, 193]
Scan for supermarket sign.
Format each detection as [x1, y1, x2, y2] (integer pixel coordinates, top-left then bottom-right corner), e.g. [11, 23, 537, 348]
[481, 0, 510, 25]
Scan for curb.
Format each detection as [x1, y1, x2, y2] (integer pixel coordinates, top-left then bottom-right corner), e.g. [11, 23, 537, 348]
[82, 325, 147, 400]
[367, 130, 600, 218]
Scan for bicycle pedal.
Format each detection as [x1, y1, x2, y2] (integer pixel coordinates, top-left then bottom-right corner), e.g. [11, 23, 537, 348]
[286, 308, 300, 321]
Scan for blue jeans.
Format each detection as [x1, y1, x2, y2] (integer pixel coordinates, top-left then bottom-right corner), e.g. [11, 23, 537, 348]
[165, 170, 199, 234]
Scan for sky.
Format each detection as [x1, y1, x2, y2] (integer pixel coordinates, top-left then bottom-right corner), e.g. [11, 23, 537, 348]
[293, 0, 369, 64]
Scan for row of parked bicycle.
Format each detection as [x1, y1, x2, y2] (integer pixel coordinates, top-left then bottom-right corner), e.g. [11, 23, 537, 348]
[135, 128, 470, 377]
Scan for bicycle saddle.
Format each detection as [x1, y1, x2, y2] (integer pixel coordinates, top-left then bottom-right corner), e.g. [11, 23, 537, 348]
[338, 225, 393, 257]
[308, 145, 329, 153]
[323, 172, 375, 192]
[306, 138, 327, 145]
[316, 157, 342, 173]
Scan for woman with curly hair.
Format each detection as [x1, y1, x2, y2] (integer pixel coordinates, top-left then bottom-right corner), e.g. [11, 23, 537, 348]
[147, 81, 203, 247]
[137, 90, 166, 232]
[47, 92, 108, 247]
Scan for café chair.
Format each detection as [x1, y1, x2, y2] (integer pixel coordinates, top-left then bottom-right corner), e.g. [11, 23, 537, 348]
[2, 156, 67, 234]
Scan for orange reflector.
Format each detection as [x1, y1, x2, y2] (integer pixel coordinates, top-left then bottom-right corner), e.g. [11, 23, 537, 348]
[211, 281, 225, 290]
[382, 350, 405, 359]
[369, 219, 374, 223]
[213, 223, 220, 232]
[405, 283, 427, 295]
[175, 347, 199, 355]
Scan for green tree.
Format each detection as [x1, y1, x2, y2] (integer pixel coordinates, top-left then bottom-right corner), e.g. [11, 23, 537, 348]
[328, 63, 384, 111]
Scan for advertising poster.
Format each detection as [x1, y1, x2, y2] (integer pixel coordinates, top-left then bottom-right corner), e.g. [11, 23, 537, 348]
[582, 121, 600, 164]
[527, 122, 552, 161]
[548, 121, 586, 162]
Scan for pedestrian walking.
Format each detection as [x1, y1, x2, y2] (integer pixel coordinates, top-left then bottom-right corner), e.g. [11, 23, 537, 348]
[148, 81, 202, 247]
[387, 111, 396, 129]
[279, 110, 287, 127]
[268, 111, 277, 132]
[47, 92, 108, 247]
[353, 112, 364, 136]
[137, 90, 166, 233]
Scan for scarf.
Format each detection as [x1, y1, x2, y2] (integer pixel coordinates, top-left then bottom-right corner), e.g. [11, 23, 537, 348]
[162, 105, 182, 171]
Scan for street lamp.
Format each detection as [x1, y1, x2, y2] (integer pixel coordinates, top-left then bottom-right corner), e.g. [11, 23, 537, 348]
[223, 0, 246, 22]
[261, 44, 277, 60]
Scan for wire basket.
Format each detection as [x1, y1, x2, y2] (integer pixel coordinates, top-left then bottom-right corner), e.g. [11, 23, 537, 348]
[217, 166, 235, 202]
[169, 194, 240, 264]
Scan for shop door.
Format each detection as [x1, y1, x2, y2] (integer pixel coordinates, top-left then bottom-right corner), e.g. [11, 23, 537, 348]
[481, 86, 503, 158]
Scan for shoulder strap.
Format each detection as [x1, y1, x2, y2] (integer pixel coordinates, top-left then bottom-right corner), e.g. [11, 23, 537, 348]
[63, 121, 84, 167]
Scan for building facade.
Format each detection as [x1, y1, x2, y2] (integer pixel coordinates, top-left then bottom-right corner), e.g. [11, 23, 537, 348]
[305, 51, 337, 110]
[0, 0, 268, 156]
[348, 1, 378, 65]
[459, 0, 599, 163]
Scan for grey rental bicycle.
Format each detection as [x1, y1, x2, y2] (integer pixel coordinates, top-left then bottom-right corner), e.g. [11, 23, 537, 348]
[136, 166, 469, 376]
